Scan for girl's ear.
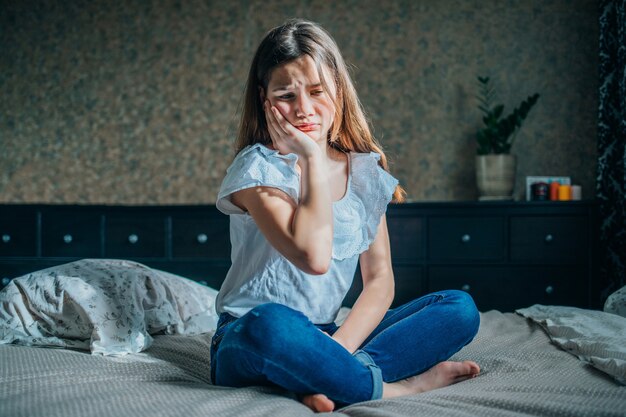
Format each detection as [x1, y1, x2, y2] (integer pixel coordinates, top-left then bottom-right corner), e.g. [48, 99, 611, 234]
[258, 86, 266, 104]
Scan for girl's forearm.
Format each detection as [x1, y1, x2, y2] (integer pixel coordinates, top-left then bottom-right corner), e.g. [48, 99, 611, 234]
[332, 277, 394, 353]
[290, 153, 334, 274]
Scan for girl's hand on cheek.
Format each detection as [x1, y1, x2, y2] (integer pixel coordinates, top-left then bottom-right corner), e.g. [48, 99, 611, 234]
[264, 100, 318, 158]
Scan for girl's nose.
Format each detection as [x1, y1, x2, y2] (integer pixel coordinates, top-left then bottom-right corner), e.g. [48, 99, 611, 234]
[295, 95, 314, 117]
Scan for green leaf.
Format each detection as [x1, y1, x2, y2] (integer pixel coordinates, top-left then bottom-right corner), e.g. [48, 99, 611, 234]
[493, 105, 504, 120]
[474, 76, 542, 154]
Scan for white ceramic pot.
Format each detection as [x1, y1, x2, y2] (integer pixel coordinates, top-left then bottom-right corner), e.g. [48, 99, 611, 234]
[476, 154, 516, 200]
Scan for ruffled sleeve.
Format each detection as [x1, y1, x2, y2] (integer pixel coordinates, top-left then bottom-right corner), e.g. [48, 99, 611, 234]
[331, 152, 399, 260]
[216, 143, 300, 215]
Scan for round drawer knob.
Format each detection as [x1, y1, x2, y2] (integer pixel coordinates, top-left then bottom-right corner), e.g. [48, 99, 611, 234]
[1, 277, 11, 286]
[2, 234, 10, 243]
[461, 284, 471, 292]
[545, 285, 554, 295]
[461, 234, 471, 243]
[197, 233, 208, 244]
[544, 234, 554, 243]
[128, 234, 139, 244]
[63, 234, 73, 244]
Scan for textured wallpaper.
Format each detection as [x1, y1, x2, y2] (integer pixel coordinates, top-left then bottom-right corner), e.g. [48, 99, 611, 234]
[0, 0, 598, 204]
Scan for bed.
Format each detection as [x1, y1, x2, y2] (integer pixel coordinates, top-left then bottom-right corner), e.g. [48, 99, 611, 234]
[0, 259, 624, 417]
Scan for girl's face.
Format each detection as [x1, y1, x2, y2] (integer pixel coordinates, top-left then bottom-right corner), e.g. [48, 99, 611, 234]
[264, 55, 337, 144]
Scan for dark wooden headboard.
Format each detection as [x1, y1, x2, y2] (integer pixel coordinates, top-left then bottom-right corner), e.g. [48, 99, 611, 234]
[0, 201, 600, 311]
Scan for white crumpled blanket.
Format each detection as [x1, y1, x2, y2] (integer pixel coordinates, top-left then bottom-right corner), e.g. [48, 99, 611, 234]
[0, 259, 219, 355]
[516, 304, 626, 384]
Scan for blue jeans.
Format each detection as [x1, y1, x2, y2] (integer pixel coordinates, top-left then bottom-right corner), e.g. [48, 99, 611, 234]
[210, 290, 479, 405]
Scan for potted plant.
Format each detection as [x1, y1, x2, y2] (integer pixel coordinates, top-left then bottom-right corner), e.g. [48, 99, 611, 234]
[475, 76, 540, 200]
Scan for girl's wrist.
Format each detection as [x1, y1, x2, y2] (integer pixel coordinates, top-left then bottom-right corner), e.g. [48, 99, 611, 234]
[332, 334, 357, 354]
[297, 144, 324, 162]
[298, 152, 329, 178]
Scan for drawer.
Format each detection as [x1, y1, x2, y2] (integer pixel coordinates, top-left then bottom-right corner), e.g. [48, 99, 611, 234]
[42, 212, 102, 257]
[428, 217, 505, 261]
[172, 216, 230, 259]
[105, 216, 166, 258]
[387, 215, 425, 261]
[342, 265, 423, 309]
[0, 209, 37, 257]
[518, 266, 588, 307]
[429, 266, 588, 311]
[510, 216, 588, 263]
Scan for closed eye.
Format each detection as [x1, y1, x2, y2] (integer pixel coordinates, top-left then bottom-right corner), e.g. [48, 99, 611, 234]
[274, 90, 323, 100]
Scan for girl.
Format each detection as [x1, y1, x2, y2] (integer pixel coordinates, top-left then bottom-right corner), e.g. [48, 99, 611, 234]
[212, 19, 480, 412]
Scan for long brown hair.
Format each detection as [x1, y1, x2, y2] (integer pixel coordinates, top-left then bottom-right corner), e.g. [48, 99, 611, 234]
[235, 19, 405, 202]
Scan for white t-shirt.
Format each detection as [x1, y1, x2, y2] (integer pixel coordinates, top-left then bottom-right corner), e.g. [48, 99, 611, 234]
[215, 143, 399, 324]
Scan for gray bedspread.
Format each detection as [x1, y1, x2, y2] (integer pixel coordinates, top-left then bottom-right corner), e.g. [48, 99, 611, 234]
[1, 310, 624, 417]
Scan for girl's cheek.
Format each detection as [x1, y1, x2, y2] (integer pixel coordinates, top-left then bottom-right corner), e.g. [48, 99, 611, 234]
[321, 103, 335, 124]
[320, 98, 335, 116]
[274, 103, 293, 121]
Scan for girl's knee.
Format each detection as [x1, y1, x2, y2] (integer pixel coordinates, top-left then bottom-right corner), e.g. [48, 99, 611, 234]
[445, 290, 480, 337]
[438, 290, 480, 340]
[234, 303, 308, 345]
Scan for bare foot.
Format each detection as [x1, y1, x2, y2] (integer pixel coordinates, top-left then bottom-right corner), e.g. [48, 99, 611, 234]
[301, 393, 335, 413]
[383, 361, 480, 398]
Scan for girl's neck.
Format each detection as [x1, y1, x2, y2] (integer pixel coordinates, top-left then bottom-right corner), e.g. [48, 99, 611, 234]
[322, 141, 347, 162]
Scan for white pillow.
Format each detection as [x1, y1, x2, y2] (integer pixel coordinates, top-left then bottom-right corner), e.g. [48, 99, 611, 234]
[0, 259, 218, 355]
[604, 285, 626, 318]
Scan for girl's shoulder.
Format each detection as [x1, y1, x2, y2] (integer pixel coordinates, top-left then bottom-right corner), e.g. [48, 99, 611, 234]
[217, 143, 300, 215]
[226, 143, 299, 175]
[349, 151, 398, 189]
[232, 142, 297, 164]
[349, 149, 382, 165]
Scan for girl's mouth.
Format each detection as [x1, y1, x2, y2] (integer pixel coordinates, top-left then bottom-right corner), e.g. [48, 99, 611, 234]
[296, 124, 318, 132]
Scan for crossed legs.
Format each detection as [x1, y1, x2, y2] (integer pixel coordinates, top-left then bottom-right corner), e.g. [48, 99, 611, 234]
[212, 290, 480, 411]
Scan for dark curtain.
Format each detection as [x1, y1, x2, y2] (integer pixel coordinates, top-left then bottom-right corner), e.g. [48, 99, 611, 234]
[598, 0, 626, 302]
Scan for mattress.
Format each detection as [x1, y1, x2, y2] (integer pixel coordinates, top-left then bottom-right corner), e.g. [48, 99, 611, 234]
[1, 309, 624, 417]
